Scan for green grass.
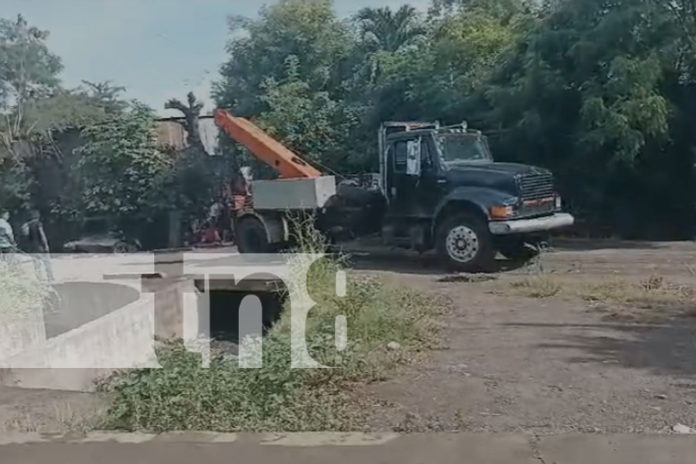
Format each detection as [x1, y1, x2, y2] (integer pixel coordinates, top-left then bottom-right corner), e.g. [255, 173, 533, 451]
[101, 223, 444, 432]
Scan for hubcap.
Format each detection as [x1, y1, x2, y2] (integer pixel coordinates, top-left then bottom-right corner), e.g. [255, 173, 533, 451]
[446, 225, 479, 263]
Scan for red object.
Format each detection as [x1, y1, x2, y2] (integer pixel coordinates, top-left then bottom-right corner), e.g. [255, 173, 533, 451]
[202, 227, 221, 244]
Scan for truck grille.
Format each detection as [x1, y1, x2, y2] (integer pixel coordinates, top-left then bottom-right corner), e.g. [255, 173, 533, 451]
[518, 172, 555, 217]
[519, 173, 554, 201]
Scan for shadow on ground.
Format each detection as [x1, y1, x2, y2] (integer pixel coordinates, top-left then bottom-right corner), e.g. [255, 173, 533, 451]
[504, 314, 696, 379]
[550, 238, 662, 251]
[345, 249, 531, 275]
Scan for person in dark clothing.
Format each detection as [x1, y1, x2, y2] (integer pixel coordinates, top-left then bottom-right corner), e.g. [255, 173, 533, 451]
[22, 210, 54, 281]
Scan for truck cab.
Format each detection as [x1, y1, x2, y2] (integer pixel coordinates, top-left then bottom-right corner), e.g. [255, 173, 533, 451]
[379, 121, 574, 271]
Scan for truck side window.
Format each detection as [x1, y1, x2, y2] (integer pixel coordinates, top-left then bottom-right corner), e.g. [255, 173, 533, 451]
[421, 138, 432, 170]
[394, 141, 408, 172]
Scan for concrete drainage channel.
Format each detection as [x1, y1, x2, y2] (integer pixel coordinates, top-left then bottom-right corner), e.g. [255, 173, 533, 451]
[201, 275, 287, 342]
[0, 280, 158, 391]
[0, 272, 286, 392]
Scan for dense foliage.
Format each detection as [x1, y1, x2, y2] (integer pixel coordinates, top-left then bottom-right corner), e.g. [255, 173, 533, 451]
[214, 0, 696, 238]
[0, 15, 219, 246]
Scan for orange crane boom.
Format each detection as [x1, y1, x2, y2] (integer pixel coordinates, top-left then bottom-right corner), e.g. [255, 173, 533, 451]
[214, 109, 321, 179]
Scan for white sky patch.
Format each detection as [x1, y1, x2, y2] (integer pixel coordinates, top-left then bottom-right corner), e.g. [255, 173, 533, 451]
[2, 0, 430, 114]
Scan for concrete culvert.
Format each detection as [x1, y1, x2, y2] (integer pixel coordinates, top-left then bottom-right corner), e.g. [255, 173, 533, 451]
[208, 289, 285, 345]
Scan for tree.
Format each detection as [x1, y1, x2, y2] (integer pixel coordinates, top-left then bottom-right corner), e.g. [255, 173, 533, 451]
[0, 15, 62, 107]
[363, 0, 529, 124]
[207, 0, 692, 237]
[257, 56, 361, 171]
[165, 91, 205, 151]
[74, 103, 172, 222]
[214, 0, 361, 175]
[214, 0, 353, 116]
[479, 0, 694, 237]
[0, 14, 63, 212]
[356, 5, 426, 52]
[162, 92, 229, 220]
[81, 81, 127, 115]
[0, 15, 62, 157]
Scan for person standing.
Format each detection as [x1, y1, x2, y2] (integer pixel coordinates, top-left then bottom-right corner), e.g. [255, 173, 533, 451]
[23, 210, 54, 281]
[0, 211, 16, 261]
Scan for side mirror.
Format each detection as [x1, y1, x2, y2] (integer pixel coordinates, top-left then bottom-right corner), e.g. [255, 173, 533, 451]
[406, 138, 422, 176]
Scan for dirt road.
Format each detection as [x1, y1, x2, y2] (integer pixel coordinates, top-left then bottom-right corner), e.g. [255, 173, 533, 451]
[356, 240, 696, 433]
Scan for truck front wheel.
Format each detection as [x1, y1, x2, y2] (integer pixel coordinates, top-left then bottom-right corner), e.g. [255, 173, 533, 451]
[436, 213, 496, 272]
[236, 216, 271, 253]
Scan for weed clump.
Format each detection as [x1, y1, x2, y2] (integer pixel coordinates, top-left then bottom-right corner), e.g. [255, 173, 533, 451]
[507, 275, 562, 298]
[102, 221, 443, 432]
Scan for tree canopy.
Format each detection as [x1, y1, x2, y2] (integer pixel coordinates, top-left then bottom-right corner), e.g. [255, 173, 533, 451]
[213, 0, 696, 239]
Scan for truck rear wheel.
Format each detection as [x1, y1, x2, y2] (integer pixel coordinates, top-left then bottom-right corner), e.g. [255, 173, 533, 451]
[236, 216, 271, 253]
[436, 213, 496, 272]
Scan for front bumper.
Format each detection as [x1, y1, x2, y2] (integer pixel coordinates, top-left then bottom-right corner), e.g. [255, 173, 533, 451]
[489, 213, 575, 235]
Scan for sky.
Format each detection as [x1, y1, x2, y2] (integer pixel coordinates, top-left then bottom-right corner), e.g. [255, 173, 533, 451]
[3, 0, 430, 115]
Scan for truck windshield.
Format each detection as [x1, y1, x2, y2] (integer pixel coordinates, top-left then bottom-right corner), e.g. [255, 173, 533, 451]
[435, 134, 492, 165]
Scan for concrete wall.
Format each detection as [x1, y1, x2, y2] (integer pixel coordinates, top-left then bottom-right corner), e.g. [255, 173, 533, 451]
[0, 308, 46, 362]
[0, 293, 159, 391]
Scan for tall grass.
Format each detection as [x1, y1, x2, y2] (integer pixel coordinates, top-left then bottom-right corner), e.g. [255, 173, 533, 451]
[102, 219, 443, 432]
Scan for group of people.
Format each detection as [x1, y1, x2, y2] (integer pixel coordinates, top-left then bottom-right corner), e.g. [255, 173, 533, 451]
[196, 199, 228, 246]
[194, 173, 252, 247]
[0, 210, 54, 281]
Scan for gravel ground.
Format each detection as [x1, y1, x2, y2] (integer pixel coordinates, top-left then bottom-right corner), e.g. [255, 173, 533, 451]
[358, 240, 696, 433]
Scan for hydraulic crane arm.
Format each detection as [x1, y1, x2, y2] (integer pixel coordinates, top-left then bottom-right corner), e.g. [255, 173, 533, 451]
[214, 109, 321, 179]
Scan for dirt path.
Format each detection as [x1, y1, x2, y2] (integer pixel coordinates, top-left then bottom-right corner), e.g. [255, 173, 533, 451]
[359, 240, 696, 433]
[0, 387, 103, 434]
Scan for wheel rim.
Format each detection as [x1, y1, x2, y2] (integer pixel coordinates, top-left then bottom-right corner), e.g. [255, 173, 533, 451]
[445, 225, 479, 263]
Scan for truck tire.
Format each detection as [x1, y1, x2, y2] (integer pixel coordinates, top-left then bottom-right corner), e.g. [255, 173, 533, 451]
[497, 238, 540, 262]
[436, 213, 496, 272]
[236, 216, 271, 253]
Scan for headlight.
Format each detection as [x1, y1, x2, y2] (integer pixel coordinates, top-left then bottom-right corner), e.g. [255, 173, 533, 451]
[555, 195, 562, 209]
[490, 205, 514, 219]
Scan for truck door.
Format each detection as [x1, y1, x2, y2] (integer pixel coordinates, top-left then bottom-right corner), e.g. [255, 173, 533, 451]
[416, 135, 448, 216]
[386, 137, 425, 218]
